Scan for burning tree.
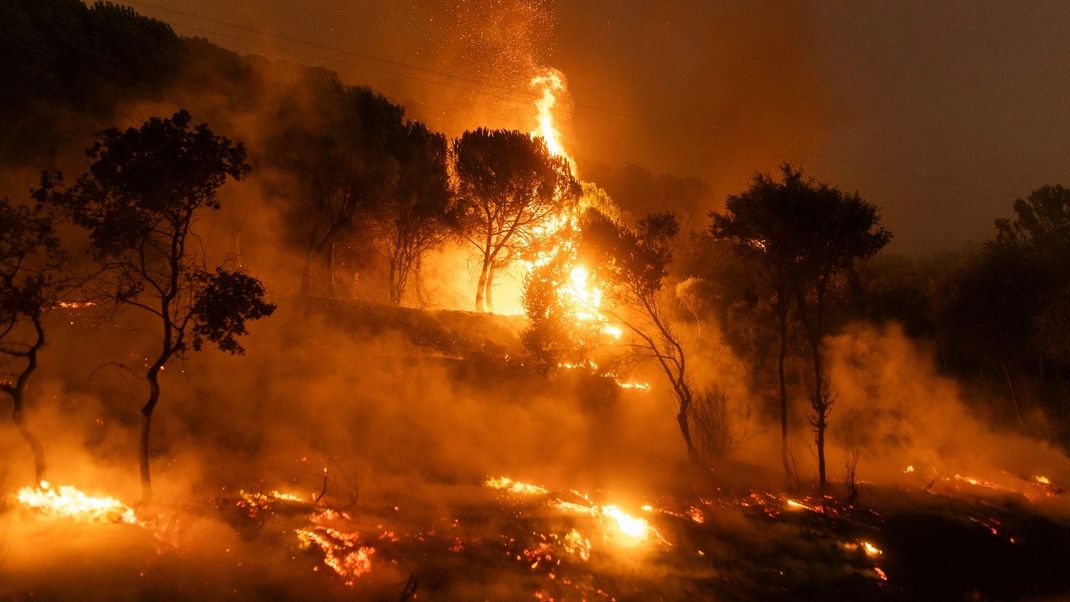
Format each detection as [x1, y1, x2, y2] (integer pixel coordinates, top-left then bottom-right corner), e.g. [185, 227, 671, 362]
[0, 197, 66, 483]
[454, 128, 580, 312]
[578, 208, 703, 466]
[37, 110, 276, 502]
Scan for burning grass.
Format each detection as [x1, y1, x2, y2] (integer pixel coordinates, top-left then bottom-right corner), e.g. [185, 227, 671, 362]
[4, 468, 1070, 600]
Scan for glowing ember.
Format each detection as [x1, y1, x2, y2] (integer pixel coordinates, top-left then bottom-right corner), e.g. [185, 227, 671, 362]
[484, 476, 549, 495]
[562, 528, 592, 561]
[296, 517, 375, 586]
[235, 489, 308, 517]
[615, 380, 651, 391]
[784, 498, 822, 513]
[54, 301, 96, 309]
[16, 481, 136, 524]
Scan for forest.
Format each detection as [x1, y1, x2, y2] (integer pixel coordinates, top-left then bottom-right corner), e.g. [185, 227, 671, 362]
[2, 2, 1069, 600]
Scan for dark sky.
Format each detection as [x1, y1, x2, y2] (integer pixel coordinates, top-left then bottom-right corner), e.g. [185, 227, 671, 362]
[119, 0, 1070, 252]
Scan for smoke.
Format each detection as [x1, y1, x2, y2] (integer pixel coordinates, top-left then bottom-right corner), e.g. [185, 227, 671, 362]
[823, 323, 1070, 504]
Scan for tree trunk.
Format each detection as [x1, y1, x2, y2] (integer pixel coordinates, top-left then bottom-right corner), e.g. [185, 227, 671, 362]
[777, 305, 791, 485]
[139, 368, 162, 504]
[815, 410, 827, 494]
[301, 239, 317, 297]
[475, 255, 491, 312]
[12, 400, 46, 484]
[326, 241, 337, 298]
[485, 265, 497, 312]
[676, 409, 702, 467]
[1000, 360, 1025, 428]
[810, 302, 828, 494]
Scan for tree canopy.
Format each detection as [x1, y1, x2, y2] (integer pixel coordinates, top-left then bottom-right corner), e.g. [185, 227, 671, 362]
[454, 128, 580, 312]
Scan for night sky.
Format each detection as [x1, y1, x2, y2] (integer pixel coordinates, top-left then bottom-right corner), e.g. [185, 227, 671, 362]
[119, 0, 1070, 252]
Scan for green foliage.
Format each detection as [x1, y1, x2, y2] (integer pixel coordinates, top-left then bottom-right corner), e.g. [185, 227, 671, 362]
[0, 198, 63, 321]
[580, 208, 677, 301]
[454, 128, 580, 310]
[191, 268, 276, 355]
[36, 110, 270, 359]
[39, 110, 249, 259]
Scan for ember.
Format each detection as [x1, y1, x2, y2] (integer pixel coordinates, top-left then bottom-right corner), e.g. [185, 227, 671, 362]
[296, 511, 375, 586]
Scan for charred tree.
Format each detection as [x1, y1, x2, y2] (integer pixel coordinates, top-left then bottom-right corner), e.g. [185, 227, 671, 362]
[38, 110, 275, 502]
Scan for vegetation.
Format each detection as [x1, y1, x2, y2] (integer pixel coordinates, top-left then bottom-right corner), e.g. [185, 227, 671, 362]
[36, 110, 276, 501]
[0, 197, 66, 483]
[454, 129, 580, 312]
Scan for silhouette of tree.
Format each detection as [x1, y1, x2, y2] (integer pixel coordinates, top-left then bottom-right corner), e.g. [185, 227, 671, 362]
[0, 197, 66, 483]
[938, 185, 1070, 426]
[371, 121, 455, 305]
[37, 110, 275, 502]
[711, 165, 812, 485]
[0, 0, 183, 165]
[268, 81, 408, 297]
[454, 128, 579, 312]
[713, 165, 890, 492]
[580, 208, 703, 466]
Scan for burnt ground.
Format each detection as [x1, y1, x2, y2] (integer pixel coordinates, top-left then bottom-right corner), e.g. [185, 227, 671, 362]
[2, 300, 1070, 600]
[3, 475, 1070, 601]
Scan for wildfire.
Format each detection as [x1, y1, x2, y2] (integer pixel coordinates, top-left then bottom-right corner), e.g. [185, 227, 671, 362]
[54, 301, 96, 309]
[296, 510, 375, 586]
[15, 480, 137, 524]
[484, 476, 549, 495]
[845, 540, 883, 557]
[531, 69, 572, 166]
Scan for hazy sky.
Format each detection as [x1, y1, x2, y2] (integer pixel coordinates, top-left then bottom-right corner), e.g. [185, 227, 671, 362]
[118, 0, 1070, 252]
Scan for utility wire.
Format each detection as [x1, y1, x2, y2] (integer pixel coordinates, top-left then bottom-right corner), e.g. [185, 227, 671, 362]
[118, 0, 1028, 202]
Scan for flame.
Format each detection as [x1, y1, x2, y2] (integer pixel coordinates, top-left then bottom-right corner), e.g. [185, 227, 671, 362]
[562, 528, 591, 561]
[54, 301, 96, 309]
[530, 69, 572, 167]
[16, 481, 136, 524]
[601, 504, 649, 540]
[484, 476, 549, 495]
[296, 510, 375, 586]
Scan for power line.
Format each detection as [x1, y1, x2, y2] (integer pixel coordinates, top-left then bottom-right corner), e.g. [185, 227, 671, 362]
[118, 0, 1031, 202]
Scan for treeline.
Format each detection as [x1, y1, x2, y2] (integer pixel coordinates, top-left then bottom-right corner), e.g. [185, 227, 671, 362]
[2, 0, 1068, 486]
[1, 0, 712, 307]
[676, 179, 1070, 452]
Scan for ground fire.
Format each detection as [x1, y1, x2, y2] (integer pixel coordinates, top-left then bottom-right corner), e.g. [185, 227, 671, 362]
[2, 2, 1070, 600]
